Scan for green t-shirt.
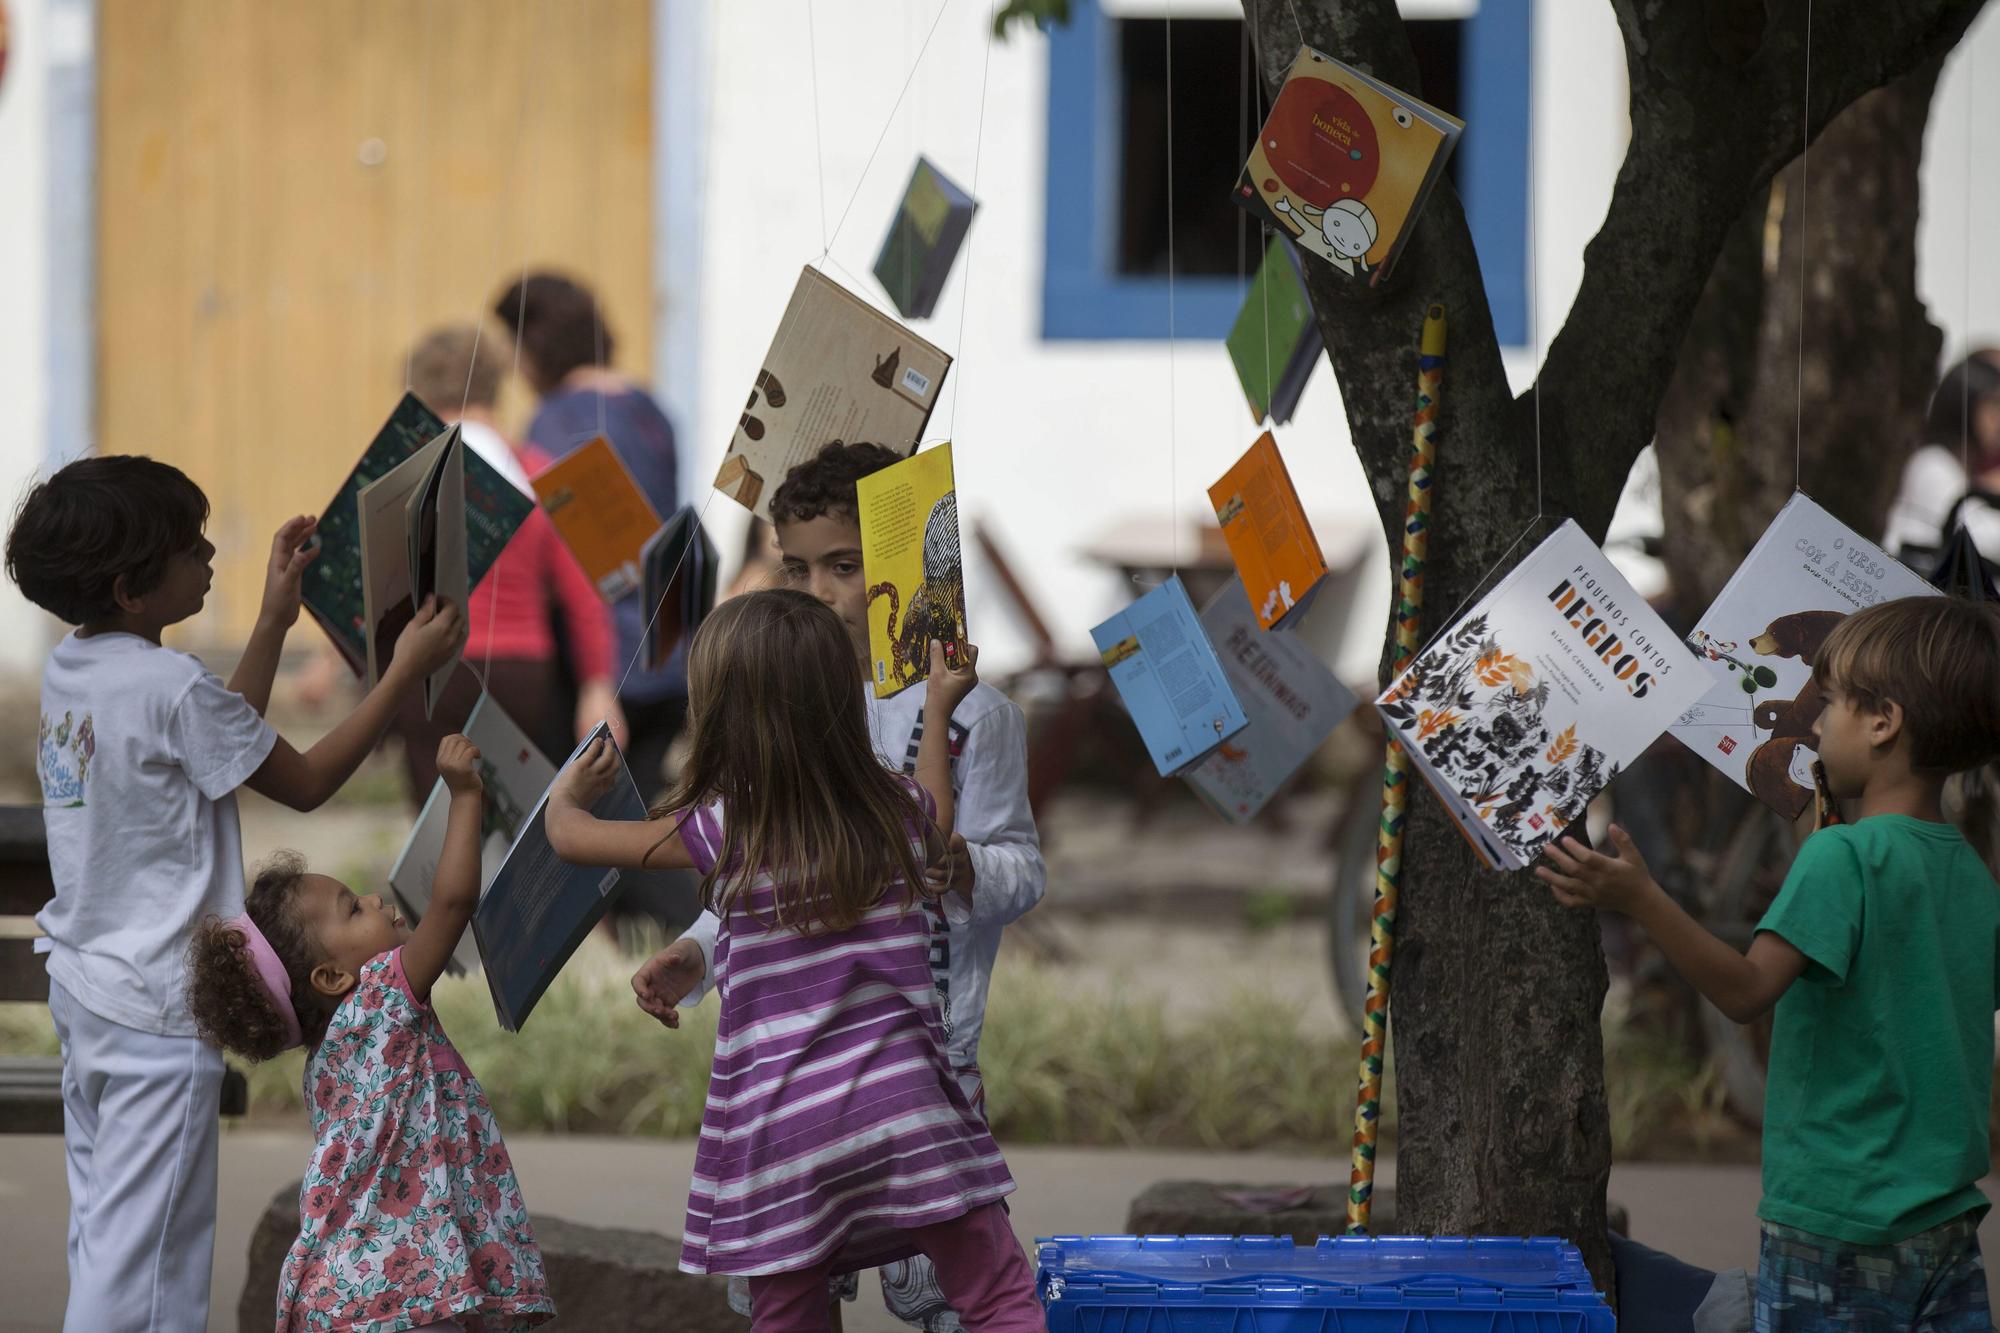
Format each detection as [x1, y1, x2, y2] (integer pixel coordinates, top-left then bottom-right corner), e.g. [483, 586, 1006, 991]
[1757, 815, 2000, 1243]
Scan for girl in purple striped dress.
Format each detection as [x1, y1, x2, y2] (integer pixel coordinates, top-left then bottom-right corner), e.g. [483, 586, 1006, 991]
[546, 589, 1045, 1332]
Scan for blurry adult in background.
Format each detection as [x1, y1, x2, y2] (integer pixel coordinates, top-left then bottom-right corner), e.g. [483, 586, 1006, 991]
[494, 272, 686, 802]
[1884, 351, 2000, 563]
[296, 325, 626, 803]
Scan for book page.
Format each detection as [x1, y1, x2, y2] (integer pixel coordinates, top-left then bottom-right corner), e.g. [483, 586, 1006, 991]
[1093, 577, 1249, 777]
[1210, 432, 1327, 630]
[531, 437, 663, 602]
[858, 443, 965, 698]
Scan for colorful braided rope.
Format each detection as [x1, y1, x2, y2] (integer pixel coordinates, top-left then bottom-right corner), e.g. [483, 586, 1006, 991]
[1349, 303, 1445, 1235]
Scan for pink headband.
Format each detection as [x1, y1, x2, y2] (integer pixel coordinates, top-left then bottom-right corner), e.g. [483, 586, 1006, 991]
[226, 914, 303, 1051]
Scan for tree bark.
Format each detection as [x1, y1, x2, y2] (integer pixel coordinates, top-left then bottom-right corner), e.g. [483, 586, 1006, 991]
[1242, 0, 1986, 1296]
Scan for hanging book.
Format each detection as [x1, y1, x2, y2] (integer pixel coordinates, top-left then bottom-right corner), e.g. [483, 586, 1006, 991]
[474, 722, 656, 1032]
[1209, 431, 1328, 630]
[857, 442, 967, 697]
[1226, 234, 1322, 425]
[638, 507, 720, 671]
[1184, 576, 1358, 822]
[1091, 575, 1250, 777]
[1671, 493, 1937, 818]
[1376, 521, 1708, 871]
[1234, 46, 1463, 286]
[874, 156, 979, 321]
[389, 692, 556, 977]
[354, 423, 467, 717]
[531, 437, 664, 602]
[303, 393, 532, 677]
[714, 267, 952, 521]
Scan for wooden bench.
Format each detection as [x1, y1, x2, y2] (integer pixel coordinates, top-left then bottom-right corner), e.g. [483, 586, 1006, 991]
[0, 804, 247, 1133]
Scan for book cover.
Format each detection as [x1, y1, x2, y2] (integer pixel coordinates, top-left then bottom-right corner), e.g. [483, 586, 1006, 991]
[355, 432, 443, 694]
[638, 507, 720, 672]
[1376, 521, 1709, 871]
[473, 722, 646, 1032]
[714, 267, 952, 521]
[1226, 235, 1322, 426]
[404, 425, 468, 718]
[303, 393, 533, 674]
[1209, 431, 1328, 631]
[1234, 46, 1463, 286]
[1184, 576, 1359, 822]
[1671, 493, 1938, 818]
[388, 691, 555, 977]
[1090, 575, 1250, 777]
[873, 156, 979, 321]
[857, 442, 966, 698]
[530, 436, 664, 602]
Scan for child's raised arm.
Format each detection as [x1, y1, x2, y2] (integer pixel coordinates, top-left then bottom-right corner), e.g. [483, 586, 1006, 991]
[227, 515, 319, 715]
[545, 736, 697, 871]
[401, 734, 485, 1002]
[914, 639, 979, 842]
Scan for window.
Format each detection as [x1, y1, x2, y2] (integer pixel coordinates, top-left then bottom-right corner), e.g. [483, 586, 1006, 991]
[1042, 0, 1530, 343]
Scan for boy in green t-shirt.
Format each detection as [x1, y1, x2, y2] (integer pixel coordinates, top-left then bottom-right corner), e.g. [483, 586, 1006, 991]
[1539, 596, 2000, 1330]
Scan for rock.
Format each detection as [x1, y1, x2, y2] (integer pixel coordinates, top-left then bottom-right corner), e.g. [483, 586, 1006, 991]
[1125, 1181, 1629, 1247]
[240, 1180, 736, 1332]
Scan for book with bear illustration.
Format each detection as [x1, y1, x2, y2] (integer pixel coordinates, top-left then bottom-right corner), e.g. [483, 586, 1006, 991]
[1376, 520, 1709, 871]
[1670, 493, 1937, 818]
[1185, 576, 1358, 822]
[1209, 431, 1328, 631]
[1234, 46, 1463, 287]
[1092, 575, 1249, 777]
[857, 442, 967, 698]
[713, 267, 952, 522]
[1226, 234, 1322, 425]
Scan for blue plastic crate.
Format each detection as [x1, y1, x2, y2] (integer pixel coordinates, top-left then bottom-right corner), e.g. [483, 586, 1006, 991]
[1036, 1234, 1615, 1332]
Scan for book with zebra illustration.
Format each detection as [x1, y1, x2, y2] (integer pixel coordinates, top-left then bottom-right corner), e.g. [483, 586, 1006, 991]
[1376, 520, 1708, 870]
[857, 442, 967, 698]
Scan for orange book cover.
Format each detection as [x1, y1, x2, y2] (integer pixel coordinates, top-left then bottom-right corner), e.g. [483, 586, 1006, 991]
[530, 438, 663, 602]
[1207, 432, 1327, 630]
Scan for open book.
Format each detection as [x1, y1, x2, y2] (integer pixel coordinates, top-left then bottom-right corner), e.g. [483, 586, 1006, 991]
[1235, 46, 1463, 286]
[473, 723, 660, 1032]
[638, 507, 720, 672]
[857, 442, 966, 697]
[302, 393, 531, 677]
[1227, 235, 1321, 426]
[1376, 521, 1709, 871]
[713, 267, 951, 521]
[356, 424, 466, 717]
[1671, 493, 1937, 817]
[1184, 577, 1358, 822]
[388, 692, 555, 976]
[531, 437, 663, 602]
[874, 156, 979, 321]
[1091, 575, 1249, 777]
[1209, 431, 1328, 631]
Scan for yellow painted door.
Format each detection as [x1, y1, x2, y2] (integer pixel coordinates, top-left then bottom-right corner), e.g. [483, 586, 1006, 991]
[98, 0, 653, 646]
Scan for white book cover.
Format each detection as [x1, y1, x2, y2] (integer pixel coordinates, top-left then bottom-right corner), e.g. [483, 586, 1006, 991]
[1671, 492, 1938, 817]
[1185, 576, 1358, 822]
[388, 693, 556, 976]
[1376, 520, 1710, 871]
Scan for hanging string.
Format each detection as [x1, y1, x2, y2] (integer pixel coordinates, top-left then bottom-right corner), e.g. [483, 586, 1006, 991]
[1793, 0, 1813, 489]
[820, 0, 954, 259]
[590, 0, 608, 446]
[1165, 0, 1181, 575]
[404, 0, 435, 393]
[1246, 10, 1276, 424]
[1284, 0, 1305, 49]
[805, 0, 832, 256]
[947, 0, 999, 443]
[1961, 42, 1975, 477]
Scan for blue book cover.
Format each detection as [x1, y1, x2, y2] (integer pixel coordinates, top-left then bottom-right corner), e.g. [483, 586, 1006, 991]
[1090, 575, 1250, 777]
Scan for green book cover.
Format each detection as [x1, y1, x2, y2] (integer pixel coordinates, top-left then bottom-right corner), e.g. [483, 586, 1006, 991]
[1226, 236, 1319, 425]
[874, 157, 978, 321]
[303, 393, 533, 673]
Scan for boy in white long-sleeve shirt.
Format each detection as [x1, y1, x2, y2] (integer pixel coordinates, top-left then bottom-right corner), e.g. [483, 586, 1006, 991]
[630, 441, 1046, 1332]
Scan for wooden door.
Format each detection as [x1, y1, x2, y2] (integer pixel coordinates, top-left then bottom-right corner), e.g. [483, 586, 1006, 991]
[98, 0, 653, 645]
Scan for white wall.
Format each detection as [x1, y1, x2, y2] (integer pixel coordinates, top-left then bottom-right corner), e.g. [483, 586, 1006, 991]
[1919, 4, 2000, 367]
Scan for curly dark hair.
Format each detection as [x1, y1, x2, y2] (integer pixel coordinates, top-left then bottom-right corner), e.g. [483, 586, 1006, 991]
[768, 440, 908, 529]
[492, 271, 612, 391]
[4, 455, 210, 625]
[185, 852, 323, 1062]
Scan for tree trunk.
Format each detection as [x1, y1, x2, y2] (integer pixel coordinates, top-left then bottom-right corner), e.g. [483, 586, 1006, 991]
[1243, 0, 1985, 1300]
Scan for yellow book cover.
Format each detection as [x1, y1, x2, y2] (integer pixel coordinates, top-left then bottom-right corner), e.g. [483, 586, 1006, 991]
[531, 437, 662, 602]
[857, 442, 967, 698]
[1235, 47, 1463, 286]
[1208, 431, 1327, 630]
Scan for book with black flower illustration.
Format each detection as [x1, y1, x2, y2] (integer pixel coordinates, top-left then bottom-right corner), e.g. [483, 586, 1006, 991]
[1375, 520, 1709, 870]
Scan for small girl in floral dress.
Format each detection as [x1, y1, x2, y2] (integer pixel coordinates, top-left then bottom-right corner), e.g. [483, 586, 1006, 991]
[186, 735, 553, 1332]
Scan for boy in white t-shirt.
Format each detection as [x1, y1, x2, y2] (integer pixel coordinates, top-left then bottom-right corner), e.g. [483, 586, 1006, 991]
[4, 455, 467, 1331]
[629, 441, 1047, 1333]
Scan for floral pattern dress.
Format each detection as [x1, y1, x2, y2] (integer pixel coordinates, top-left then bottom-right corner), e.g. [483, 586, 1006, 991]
[276, 949, 553, 1332]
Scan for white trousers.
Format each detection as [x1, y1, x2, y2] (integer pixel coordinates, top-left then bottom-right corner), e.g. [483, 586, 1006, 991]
[48, 980, 223, 1333]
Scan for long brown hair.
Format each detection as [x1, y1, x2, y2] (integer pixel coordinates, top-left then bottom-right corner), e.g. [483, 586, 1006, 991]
[655, 588, 934, 934]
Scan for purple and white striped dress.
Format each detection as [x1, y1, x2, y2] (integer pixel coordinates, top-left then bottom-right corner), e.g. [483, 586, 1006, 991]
[676, 785, 1016, 1277]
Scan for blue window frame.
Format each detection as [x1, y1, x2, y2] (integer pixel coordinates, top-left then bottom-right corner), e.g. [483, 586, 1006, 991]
[1041, 0, 1531, 345]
